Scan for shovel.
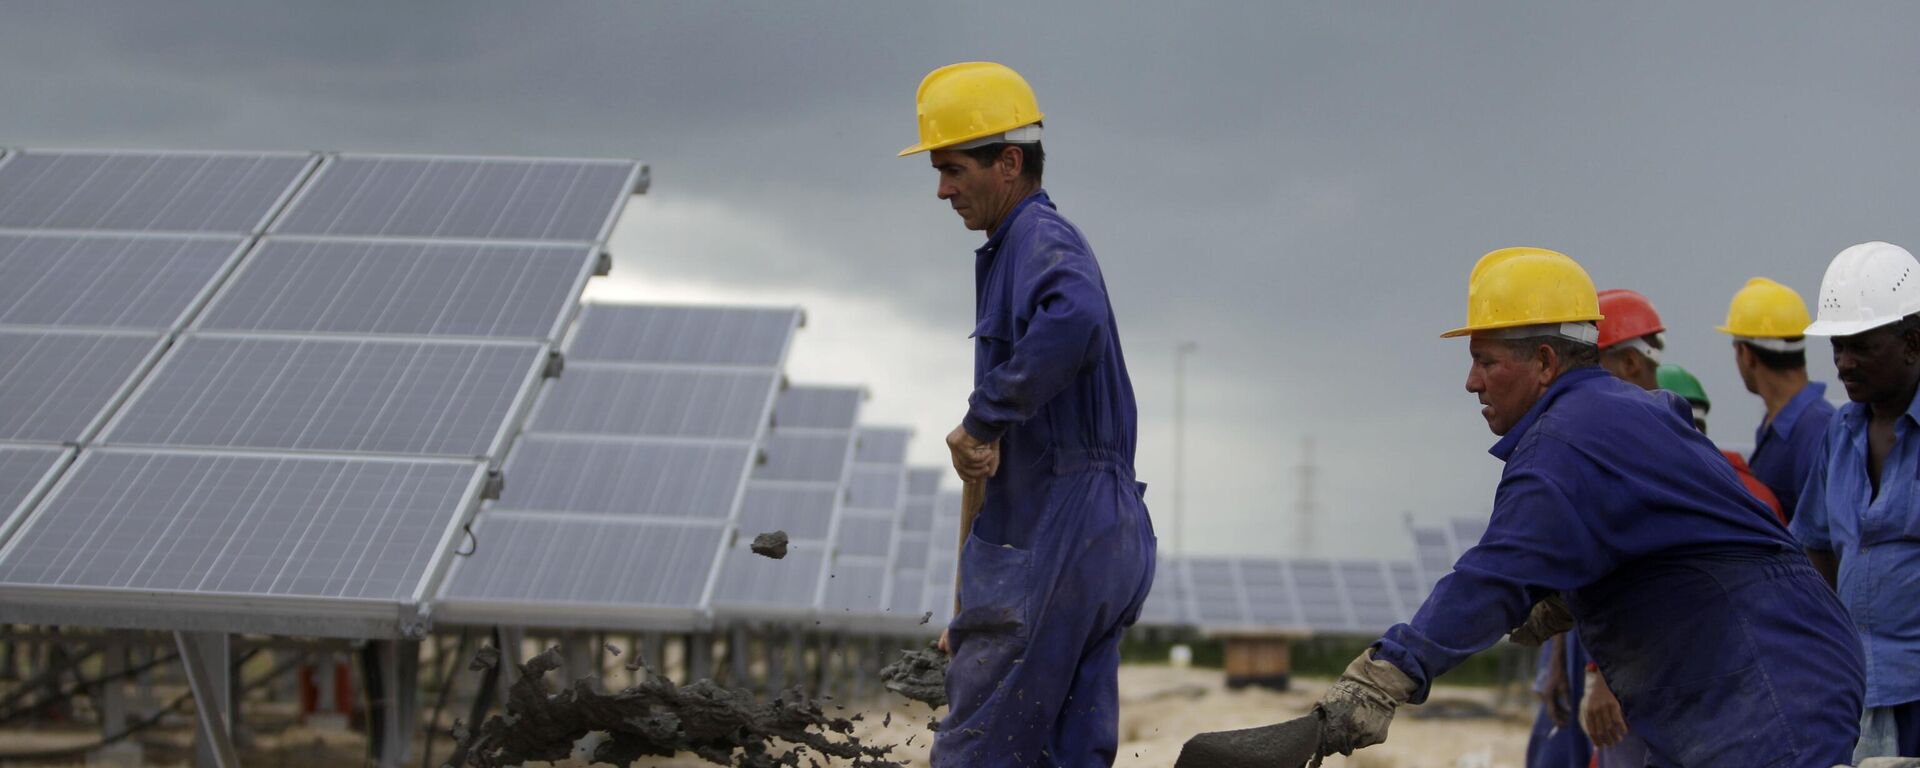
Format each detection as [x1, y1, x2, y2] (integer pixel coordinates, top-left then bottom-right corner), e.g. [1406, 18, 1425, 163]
[1174, 710, 1324, 768]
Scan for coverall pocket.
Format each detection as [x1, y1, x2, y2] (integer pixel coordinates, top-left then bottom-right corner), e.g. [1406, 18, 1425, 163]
[1625, 663, 1794, 768]
[953, 533, 1033, 639]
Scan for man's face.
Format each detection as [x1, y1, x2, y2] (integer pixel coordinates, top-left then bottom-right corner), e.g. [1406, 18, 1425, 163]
[1831, 324, 1919, 405]
[1466, 336, 1552, 435]
[930, 148, 1009, 232]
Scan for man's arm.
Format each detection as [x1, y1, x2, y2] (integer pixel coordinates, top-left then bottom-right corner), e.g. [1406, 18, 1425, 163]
[1788, 428, 1836, 589]
[961, 244, 1107, 443]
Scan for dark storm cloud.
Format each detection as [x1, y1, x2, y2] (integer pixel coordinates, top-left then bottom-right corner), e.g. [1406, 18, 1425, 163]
[5, 2, 1920, 555]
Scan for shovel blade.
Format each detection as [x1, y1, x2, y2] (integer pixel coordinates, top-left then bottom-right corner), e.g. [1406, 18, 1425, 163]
[1175, 712, 1322, 768]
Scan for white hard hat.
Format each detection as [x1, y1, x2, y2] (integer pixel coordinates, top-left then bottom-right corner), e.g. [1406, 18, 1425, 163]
[1804, 241, 1920, 337]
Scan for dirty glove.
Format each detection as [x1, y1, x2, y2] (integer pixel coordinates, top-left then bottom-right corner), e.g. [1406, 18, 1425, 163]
[1508, 594, 1573, 646]
[1314, 649, 1418, 756]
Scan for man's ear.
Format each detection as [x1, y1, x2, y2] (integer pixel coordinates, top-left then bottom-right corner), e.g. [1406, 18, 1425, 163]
[1534, 343, 1560, 385]
[999, 145, 1025, 180]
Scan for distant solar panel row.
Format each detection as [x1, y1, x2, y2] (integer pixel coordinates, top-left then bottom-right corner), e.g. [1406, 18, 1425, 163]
[822, 427, 912, 627]
[1136, 554, 1435, 636]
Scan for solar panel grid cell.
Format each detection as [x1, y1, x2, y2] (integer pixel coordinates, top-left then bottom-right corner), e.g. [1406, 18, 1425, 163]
[273, 156, 636, 243]
[0, 234, 245, 330]
[567, 304, 798, 367]
[0, 330, 162, 444]
[494, 437, 749, 519]
[529, 366, 776, 440]
[439, 514, 719, 609]
[0, 151, 314, 233]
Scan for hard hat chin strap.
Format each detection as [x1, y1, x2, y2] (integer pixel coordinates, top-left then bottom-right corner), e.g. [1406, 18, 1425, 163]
[1736, 336, 1807, 353]
[948, 123, 1043, 150]
[1615, 336, 1663, 364]
[1478, 322, 1600, 345]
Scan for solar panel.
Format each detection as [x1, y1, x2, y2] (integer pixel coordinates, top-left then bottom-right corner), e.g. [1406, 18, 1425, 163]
[1240, 559, 1302, 629]
[854, 428, 912, 465]
[736, 484, 838, 540]
[196, 238, 594, 341]
[754, 432, 856, 483]
[0, 329, 162, 444]
[1187, 558, 1247, 627]
[822, 560, 890, 614]
[528, 366, 777, 440]
[0, 444, 69, 543]
[435, 514, 724, 629]
[712, 543, 828, 614]
[567, 304, 801, 367]
[0, 448, 484, 637]
[772, 386, 863, 431]
[272, 155, 641, 243]
[923, 491, 963, 628]
[893, 530, 929, 570]
[845, 464, 904, 510]
[1388, 561, 1426, 618]
[1410, 524, 1454, 584]
[905, 467, 942, 498]
[835, 513, 895, 558]
[0, 150, 314, 233]
[1341, 561, 1401, 632]
[0, 233, 245, 330]
[889, 569, 926, 615]
[1135, 555, 1192, 628]
[493, 437, 752, 519]
[1289, 560, 1350, 632]
[102, 335, 543, 459]
[1449, 517, 1489, 554]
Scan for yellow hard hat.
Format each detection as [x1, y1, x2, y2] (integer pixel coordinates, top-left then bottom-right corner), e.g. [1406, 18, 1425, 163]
[898, 62, 1044, 157]
[1716, 277, 1811, 338]
[1441, 247, 1604, 338]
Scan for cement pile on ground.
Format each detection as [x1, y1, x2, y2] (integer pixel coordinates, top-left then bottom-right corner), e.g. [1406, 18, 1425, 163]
[878, 647, 948, 709]
[449, 646, 904, 767]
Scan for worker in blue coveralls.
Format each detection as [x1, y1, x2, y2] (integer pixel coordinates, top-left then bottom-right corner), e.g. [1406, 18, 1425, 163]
[1313, 247, 1863, 767]
[898, 61, 1156, 767]
[1717, 277, 1835, 525]
[1792, 241, 1920, 760]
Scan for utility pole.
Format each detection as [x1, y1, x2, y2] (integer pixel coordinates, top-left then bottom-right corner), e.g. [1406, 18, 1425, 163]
[1174, 341, 1197, 558]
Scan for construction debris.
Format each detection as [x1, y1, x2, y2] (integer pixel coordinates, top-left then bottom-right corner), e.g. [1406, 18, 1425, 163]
[449, 646, 903, 767]
[878, 646, 948, 709]
[750, 531, 790, 559]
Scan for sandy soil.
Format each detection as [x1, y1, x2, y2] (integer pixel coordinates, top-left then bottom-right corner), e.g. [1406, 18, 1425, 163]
[0, 665, 1530, 767]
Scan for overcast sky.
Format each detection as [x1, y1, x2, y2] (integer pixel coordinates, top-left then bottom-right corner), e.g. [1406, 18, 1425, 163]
[8, 2, 1919, 559]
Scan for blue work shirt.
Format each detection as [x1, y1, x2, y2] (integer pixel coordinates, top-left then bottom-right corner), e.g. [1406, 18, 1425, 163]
[960, 190, 1141, 550]
[1791, 391, 1920, 708]
[1749, 382, 1835, 524]
[1378, 367, 1863, 765]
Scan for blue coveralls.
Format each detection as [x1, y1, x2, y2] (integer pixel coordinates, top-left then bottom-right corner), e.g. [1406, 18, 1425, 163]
[1375, 367, 1863, 768]
[932, 191, 1157, 768]
[1748, 382, 1835, 524]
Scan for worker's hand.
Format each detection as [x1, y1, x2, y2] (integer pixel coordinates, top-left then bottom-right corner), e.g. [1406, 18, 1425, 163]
[1508, 594, 1574, 646]
[1538, 650, 1571, 729]
[946, 424, 999, 482]
[1314, 649, 1418, 756]
[937, 628, 951, 655]
[1580, 667, 1629, 747]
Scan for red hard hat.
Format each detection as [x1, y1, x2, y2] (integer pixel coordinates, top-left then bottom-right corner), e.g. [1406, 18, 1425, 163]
[1596, 289, 1665, 349]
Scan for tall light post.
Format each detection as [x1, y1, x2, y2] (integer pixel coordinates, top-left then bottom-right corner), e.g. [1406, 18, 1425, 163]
[1174, 341, 1198, 558]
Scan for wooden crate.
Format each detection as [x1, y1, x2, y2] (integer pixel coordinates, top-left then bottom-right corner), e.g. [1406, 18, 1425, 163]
[1222, 635, 1292, 692]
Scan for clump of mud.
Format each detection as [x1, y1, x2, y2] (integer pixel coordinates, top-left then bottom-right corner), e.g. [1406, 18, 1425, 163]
[449, 646, 902, 767]
[878, 646, 948, 709]
[751, 531, 789, 559]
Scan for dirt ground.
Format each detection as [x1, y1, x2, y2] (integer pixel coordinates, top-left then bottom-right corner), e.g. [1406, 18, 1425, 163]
[0, 664, 1530, 767]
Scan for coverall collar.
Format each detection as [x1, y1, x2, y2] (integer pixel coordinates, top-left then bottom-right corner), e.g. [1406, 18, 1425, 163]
[1764, 382, 1828, 440]
[1837, 377, 1920, 433]
[1489, 366, 1610, 462]
[975, 189, 1052, 258]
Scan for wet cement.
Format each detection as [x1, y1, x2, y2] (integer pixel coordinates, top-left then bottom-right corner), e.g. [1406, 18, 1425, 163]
[750, 531, 789, 559]
[878, 647, 948, 709]
[1175, 711, 1324, 768]
[449, 646, 903, 767]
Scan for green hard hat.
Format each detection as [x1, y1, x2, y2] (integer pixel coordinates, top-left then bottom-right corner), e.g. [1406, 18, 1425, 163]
[1658, 364, 1709, 410]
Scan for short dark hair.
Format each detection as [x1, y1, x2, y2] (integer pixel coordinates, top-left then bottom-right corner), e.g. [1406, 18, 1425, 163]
[1502, 336, 1601, 370]
[961, 141, 1044, 183]
[1740, 341, 1806, 371]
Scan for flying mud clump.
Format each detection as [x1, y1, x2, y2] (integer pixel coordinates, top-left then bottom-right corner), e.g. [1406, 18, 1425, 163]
[750, 531, 789, 559]
[878, 646, 949, 709]
[448, 645, 903, 767]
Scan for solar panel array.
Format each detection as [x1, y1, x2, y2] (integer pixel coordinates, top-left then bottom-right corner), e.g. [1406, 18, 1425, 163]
[922, 490, 965, 630]
[711, 385, 863, 620]
[887, 468, 943, 620]
[435, 303, 799, 631]
[821, 426, 914, 630]
[0, 149, 643, 638]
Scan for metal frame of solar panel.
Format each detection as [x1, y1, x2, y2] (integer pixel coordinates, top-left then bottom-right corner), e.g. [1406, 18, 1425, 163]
[921, 490, 964, 630]
[819, 426, 917, 634]
[434, 303, 802, 632]
[0, 149, 318, 234]
[710, 384, 864, 624]
[885, 467, 942, 630]
[0, 148, 641, 641]
[270, 153, 647, 244]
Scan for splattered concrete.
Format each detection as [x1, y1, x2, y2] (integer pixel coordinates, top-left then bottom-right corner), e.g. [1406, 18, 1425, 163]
[1174, 711, 1323, 768]
[448, 646, 903, 767]
[878, 647, 948, 709]
[750, 531, 789, 560]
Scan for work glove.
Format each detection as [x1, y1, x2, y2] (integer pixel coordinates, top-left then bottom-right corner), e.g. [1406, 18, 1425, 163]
[1313, 649, 1418, 756]
[1507, 594, 1573, 646]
